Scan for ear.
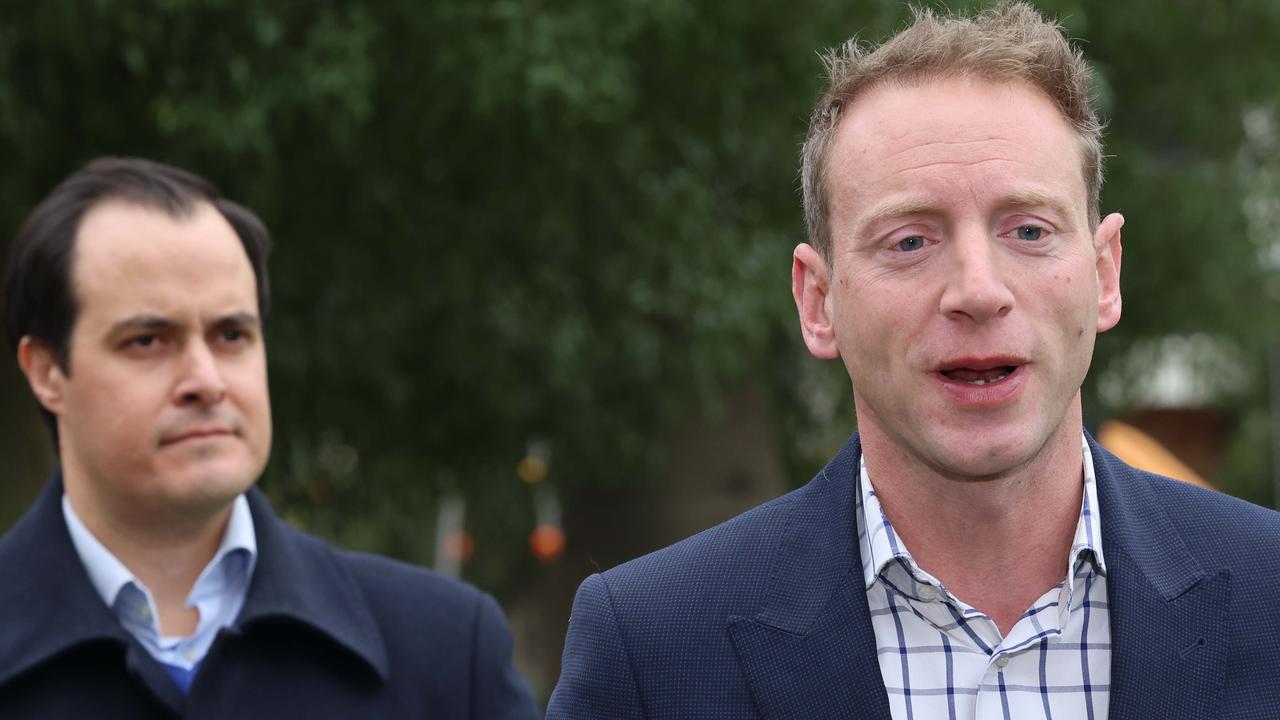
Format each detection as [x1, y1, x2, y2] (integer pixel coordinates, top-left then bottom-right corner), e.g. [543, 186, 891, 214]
[17, 337, 68, 415]
[1094, 212, 1124, 333]
[792, 243, 840, 360]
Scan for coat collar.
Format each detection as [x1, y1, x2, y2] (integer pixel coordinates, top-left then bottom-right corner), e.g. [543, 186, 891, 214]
[0, 474, 390, 695]
[728, 433, 893, 720]
[233, 487, 390, 682]
[728, 432, 1229, 720]
[0, 475, 130, 690]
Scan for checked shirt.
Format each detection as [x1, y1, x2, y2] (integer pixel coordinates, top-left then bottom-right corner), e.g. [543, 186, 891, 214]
[858, 437, 1111, 720]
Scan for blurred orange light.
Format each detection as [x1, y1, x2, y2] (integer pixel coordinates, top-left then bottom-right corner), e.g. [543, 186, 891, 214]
[529, 525, 565, 563]
[517, 457, 548, 484]
[443, 530, 475, 563]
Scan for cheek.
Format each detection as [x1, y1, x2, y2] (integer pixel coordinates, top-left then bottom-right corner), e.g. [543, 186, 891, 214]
[1048, 261, 1100, 326]
[837, 271, 910, 328]
[227, 363, 272, 434]
[234, 368, 271, 410]
[835, 299, 906, 380]
[69, 366, 157, 424]
[61, 381, 159, 469]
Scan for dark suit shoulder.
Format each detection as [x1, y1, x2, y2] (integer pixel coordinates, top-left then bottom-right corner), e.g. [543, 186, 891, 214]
[334, 547, 487, 614]
[254, 500, 490, 624]
[1140, 470, 1280, 564]
[274, 528, 502, 660]
[549, 445, 863, 718]
[594, 477, 827, 630]
[262, 525, 539, 719]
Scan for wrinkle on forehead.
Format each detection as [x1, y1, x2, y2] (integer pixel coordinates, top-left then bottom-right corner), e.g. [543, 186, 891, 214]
[849, 128, 1055, 183]
[889, 155, 1045, 175]
[826, 77, 1088, 233]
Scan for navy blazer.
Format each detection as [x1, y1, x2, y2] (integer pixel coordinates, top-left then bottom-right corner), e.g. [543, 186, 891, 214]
[548, 433, 1280, 718]
[0, 477, 540, 719]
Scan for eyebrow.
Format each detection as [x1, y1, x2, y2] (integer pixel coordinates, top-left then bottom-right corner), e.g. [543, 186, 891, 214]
[108, 312, 260, 336]
[856, 190, 1077, 239]
[108, 315, 179, 336]
[997, 190, 1076, 224]
[210, 312, 261, 330]
[855, 198, 944, 240]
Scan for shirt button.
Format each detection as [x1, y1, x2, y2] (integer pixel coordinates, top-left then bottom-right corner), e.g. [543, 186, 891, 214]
[184, 647, 200, 662]
[917, 585, 939, 601]
[994, 654, 1010, 669]
[138, 606, 152, 622]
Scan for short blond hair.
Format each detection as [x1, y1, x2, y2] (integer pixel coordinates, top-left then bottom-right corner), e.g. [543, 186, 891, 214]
[800, 1, 1103, 260]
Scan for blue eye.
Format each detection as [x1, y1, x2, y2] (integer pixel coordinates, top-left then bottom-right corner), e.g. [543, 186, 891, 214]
[897, 236, 926, 252]
[1015, 225, 1043, 241]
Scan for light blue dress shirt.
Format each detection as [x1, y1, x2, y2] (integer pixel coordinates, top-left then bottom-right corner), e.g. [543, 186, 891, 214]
[61, 493, 257, 681]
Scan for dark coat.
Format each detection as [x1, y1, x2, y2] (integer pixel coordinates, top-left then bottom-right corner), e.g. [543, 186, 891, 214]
[0, 477, 540, 719]
[548, 434, 1280, 719]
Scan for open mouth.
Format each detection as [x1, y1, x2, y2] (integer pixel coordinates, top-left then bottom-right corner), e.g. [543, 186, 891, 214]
[938, 365, 1016, 385]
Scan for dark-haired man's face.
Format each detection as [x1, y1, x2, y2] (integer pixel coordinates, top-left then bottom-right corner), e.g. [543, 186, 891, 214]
[30, 200, 272, 530]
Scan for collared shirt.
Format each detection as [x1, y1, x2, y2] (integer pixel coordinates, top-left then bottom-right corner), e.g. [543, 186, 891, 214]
[858, 436, 1111, 720]
[62, 493, 257, 679]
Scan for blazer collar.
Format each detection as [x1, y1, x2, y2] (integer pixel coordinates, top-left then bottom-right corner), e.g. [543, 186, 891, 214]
[1088, 436, 1229, 719]
[728, 433, 893, 720]
[0, 475, 389, 691]
[730, 433, 1232, 720]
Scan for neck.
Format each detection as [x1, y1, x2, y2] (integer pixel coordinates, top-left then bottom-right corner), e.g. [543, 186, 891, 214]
[860, 417, 1085, 635]
[63, 479, 231, 637]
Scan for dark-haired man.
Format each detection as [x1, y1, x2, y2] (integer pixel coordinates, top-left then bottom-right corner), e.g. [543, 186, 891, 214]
[0, 157, 539, 718]
[549, 3, 1280, 718]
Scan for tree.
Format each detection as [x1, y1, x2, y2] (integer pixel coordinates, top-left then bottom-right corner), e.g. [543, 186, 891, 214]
[2, 0, 1277, 598]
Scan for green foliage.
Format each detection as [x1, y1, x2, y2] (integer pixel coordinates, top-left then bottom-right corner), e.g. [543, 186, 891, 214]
[2, 0, 1278, 596]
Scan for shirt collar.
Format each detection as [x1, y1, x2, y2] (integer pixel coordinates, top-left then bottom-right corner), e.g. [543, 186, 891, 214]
[0, 475, 392, 699]
[1075, 436, 1107, 575]
[858, 433, 1106, 591]
[201, 493, 258, 590]
[61, 493, 257, 611]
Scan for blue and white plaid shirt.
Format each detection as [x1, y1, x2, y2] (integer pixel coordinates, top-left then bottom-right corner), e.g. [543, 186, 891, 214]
[858, 436, 1110, 720]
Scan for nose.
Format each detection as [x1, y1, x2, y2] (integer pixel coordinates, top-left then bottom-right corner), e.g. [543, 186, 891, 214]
[937, 231, 1014, 324]
[173, 340, 227, 405]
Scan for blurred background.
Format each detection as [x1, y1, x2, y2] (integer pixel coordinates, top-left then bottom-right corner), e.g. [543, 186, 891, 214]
[2, 0, 1278, 707]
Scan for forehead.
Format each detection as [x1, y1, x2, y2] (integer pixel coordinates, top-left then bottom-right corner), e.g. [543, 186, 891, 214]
[70, 200, 258, 322]
[827, 76, 1087, 223]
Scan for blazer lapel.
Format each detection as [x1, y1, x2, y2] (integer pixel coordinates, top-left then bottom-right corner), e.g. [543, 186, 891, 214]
[729, 434, 1232, 719]
[1091, 438, 1230, 720]
[728, 435, 892, 720]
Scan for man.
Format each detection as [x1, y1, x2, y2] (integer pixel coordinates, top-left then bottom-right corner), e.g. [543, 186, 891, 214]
[0, 158, 539, 718]
[548, 4, 1280, 718]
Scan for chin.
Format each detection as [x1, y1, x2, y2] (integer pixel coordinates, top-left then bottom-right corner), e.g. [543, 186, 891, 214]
[162, 459, 260, 505]
[926, 435, 1042, 481]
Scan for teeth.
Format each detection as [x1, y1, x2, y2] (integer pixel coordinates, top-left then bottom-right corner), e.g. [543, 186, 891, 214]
[964, 371, 1010, 385]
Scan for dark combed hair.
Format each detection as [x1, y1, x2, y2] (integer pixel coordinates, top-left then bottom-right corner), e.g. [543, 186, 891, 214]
[3, 156, 272, 366]
[2, 157, 273, 441]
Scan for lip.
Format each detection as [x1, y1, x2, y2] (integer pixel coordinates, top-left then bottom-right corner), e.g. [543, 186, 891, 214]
[933, 355, 1026, 373]
[161, 427, 235, 446]
[932, 356, 1027, 407]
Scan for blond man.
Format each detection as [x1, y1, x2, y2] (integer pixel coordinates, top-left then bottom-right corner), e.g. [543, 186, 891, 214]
[548, 4, 1280, 718]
